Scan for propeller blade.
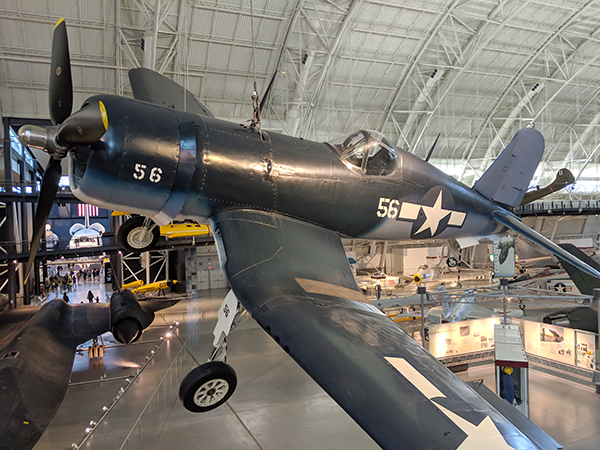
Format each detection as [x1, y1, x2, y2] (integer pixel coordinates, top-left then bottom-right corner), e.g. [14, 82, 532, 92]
[49, 18, 73, 125]
[24, 158, 62, 284]
[56, 101, 108, 147]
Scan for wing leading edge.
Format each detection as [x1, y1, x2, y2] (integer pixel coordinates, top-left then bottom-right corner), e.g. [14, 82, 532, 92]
[212, 209, 559, 450]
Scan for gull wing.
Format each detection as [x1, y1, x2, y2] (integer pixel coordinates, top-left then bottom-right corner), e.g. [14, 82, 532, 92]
[211, 209, 560, 450]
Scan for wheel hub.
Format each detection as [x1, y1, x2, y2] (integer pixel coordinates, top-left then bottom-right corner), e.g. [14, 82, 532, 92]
[127, 227, 154, 248]
[193, 378, 229, 407]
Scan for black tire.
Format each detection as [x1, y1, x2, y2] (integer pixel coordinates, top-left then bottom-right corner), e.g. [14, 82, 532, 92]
[118, 216, 160, 253]
[447, 257, 458, 268]
[179, 361, 237, 413]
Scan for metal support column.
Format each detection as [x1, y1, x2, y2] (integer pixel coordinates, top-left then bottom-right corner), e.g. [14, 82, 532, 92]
[42, 259, 48, 290]
[418, 285, 426, 347]
[595, 288, 600, 346]
[3, 119, 16, 308]
[7, 260, 16, 309]
[111, 253, 123, 290]
[501, 277, 509, 325]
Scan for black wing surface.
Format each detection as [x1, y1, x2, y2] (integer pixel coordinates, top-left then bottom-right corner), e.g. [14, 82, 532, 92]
[0, 301, 110, 450]
[212, 209, 560, 450]
[556, 243, 600, 296]
[128, 68, 214, 117]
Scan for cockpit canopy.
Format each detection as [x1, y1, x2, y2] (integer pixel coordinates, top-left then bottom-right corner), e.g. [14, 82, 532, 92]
[329, 130, 398, 175]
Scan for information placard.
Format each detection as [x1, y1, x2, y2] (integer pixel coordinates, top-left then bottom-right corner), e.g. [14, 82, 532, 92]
[523, 321, 575, 365]
[429, 317, 500, 358]
[575, 330, 596, 369]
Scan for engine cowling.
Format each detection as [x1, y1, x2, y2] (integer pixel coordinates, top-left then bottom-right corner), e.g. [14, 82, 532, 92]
[69, 95, 202, 225]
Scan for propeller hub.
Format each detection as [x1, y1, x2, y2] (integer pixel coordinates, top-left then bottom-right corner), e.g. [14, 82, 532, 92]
[17, 124, 66, 156]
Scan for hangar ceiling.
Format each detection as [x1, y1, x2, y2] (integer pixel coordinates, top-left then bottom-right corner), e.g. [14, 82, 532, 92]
[2, 0, 600, 197]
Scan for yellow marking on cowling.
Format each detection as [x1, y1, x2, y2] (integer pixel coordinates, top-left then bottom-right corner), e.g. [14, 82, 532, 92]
[99, 101, 108, 131]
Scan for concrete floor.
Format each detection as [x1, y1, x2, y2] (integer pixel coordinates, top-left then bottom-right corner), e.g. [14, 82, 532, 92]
[32, 283, 600, 450]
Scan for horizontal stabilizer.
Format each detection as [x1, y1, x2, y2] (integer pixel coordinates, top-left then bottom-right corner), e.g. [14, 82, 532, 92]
[128, 68, 214, 117]
[467, 381, 562, 450]
[474, 128, 544, 208]
[556, 244, 600, 296]
[493, 210, 600, 279]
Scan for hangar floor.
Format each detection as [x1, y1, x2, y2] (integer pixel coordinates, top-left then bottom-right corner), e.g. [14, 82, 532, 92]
[32, 284, 600, 450]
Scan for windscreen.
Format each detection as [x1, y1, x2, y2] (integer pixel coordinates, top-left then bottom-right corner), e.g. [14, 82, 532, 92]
[328, 130, 397, 175]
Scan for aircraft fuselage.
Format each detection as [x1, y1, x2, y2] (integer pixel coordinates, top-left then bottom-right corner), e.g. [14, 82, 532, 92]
[71, 95, 504, 241]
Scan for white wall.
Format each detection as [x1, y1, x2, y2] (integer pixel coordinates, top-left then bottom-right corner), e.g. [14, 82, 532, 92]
[403, 247, 444, 274]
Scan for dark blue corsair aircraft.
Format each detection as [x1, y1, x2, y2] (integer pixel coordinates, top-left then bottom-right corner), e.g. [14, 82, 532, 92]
[13, 19, 600, 450]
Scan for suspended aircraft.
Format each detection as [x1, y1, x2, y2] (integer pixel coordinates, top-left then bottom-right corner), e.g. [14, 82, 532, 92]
[122, 279, 178, 295]
[412, 259, 493, 289]
[113, 212, 211, 252]
[66, 209, 105, 249]
[17, 18, 600, 450]
[519, 168, 575, 206]
[542, 243, 600, 332]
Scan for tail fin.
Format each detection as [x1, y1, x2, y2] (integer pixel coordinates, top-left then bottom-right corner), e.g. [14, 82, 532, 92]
[557, 244, 600, 296]
[473, 128, 544, 208]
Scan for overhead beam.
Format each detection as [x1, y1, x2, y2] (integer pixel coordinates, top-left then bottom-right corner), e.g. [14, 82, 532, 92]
[299, 0, 360, 138]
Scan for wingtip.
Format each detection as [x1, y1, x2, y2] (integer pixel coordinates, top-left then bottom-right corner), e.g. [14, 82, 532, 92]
[589, 268, 600, 279]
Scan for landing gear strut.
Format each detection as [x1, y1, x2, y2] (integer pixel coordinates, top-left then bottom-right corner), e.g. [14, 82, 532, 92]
[179, 290, 248, 413]
[88, 336, 105, 359]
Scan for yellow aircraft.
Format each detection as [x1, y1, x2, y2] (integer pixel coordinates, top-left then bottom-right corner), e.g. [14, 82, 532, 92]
[122, 279, 178, 294]
[112, 212, 211, 252]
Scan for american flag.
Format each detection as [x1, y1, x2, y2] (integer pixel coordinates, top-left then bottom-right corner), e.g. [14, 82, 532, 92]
[77, 204, 100, 217]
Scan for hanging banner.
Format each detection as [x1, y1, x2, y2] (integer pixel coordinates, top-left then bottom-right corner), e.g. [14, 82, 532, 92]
[493, 236, 515, 278]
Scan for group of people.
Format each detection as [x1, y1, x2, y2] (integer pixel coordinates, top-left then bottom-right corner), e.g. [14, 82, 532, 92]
[62, 289, 99, 304]
[45, 267, 103, 293]
[47, 274, 76, 293]
[41, 265, 104, 304]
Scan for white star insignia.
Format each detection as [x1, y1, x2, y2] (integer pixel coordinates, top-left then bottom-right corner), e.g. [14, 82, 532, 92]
[386, 357, 516, 450]
[398, 190, 466, 236]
